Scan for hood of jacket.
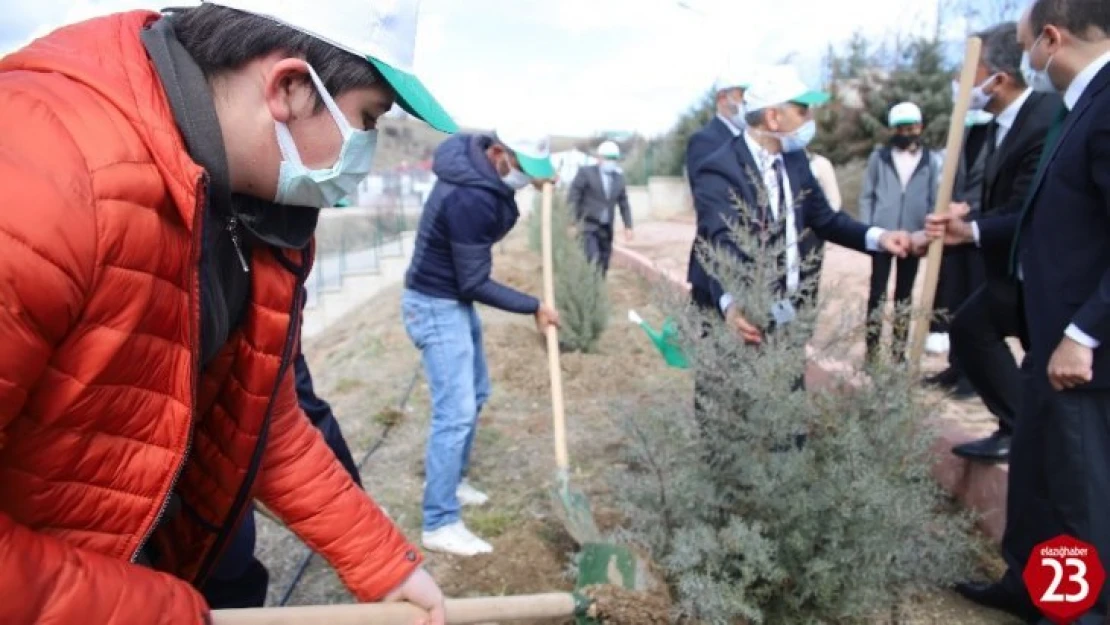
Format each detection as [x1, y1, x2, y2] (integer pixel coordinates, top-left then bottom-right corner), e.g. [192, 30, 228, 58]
[432, 133, 515, 200]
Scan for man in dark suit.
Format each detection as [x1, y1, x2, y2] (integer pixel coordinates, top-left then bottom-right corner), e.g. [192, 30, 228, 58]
[567, 140, 633, 276]
[685, 69, 748, 175]
[688, 64, 911, 342]
[932, 23, 1063, 464]
[929, 3, 1110, 621]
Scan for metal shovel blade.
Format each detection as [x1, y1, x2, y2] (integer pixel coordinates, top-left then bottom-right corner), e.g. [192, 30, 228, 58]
[550, 470, 603, 546]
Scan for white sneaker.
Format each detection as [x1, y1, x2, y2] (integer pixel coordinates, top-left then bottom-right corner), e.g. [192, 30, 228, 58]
[422, 522, 493, 556]
[925, 333, 950, 355]
[456, 481, 489, 507]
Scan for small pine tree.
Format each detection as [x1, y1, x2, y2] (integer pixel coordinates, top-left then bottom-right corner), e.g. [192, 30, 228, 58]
[529, 192, 609, 353]
[613, 186, 976, 624]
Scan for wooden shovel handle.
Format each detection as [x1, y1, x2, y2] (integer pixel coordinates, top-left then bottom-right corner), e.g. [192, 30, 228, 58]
[211, 592, 580, 625]
[908, 36, 983, 367]
[540, 182, 570, 472]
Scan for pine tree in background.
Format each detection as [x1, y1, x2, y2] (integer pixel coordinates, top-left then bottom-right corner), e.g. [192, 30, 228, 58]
[528, 193, 609, 353]
[862, 38, 955, 153]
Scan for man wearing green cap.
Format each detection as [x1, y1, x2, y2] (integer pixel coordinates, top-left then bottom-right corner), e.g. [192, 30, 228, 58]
[0, 0, 455, 622]
[402, 128, 560, 557]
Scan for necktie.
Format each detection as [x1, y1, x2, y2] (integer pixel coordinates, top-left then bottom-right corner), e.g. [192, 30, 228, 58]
[772, 160, 799, 293]
[1008, 103, 1069, 276]
[985, 120, 1000, 153]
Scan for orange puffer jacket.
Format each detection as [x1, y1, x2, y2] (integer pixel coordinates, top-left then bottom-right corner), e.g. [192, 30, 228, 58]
[0, 11, 421, 624]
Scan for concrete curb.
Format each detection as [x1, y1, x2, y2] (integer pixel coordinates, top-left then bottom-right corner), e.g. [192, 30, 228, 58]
[610, 244, 1009, 543]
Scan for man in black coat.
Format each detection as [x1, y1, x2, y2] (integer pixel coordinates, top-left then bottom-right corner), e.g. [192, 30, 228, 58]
[688, 64, 911, 341]
[685, 69, 748, 175]
[933, 22, 1063, 464]
[929, 2, 1110, 621]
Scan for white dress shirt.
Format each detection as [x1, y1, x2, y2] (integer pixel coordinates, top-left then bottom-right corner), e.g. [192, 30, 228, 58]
[718, 131, 886, 313]
[969, 52, 1110, 349]
[891, 148, 922, 190]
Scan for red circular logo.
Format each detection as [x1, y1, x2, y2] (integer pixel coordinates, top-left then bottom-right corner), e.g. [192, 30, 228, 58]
[1023, 534, 1106, 624]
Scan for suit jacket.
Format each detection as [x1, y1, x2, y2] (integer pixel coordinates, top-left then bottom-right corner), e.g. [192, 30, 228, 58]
[952, 124, 990, 215]
[687, 134, 870, 314]
[567, 164, 632, 233]
[985, 66, 1110, 386]
[968, 92, 1062, 334]
[685, 116, 737, 175]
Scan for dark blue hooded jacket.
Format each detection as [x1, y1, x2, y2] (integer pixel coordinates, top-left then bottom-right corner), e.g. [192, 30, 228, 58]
[404, 134, 539, 314]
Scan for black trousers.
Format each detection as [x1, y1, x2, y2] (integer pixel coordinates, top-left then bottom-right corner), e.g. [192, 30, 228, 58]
[201, 353, 363, 609]
[583, 226, 613, 277]
[1000, 368, 1110, 622]
[950, 285, 1022, 435]
[866, 254, 920, 361]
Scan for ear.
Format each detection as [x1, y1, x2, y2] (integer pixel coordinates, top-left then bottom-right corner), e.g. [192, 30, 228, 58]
[1043, 24, 1066, 50]
[264, 58, 314, 124]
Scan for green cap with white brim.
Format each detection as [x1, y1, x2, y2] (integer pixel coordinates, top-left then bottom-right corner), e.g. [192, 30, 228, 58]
[495, 127, 555, 179]
[203, 0, 457, 134]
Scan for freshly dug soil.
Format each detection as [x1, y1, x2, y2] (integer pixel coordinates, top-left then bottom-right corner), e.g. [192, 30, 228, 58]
[583, 584, 672, 625]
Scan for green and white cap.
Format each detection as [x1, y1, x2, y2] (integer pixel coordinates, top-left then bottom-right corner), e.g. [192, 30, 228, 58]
[743, 64, 829, 111]
[494, 127, 555, 179]
[203, 0, 457, 133]
[888, 102, 923, 127]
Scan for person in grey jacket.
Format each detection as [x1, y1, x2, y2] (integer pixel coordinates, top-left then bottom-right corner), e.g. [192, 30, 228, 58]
[859, 102, 941, 363]
[567, 140, 634, 276]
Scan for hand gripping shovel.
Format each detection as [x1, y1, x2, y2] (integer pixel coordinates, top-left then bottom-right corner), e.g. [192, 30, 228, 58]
[539, 183, 654, 604]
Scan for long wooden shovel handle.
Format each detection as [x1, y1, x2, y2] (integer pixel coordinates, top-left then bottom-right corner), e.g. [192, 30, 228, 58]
[211, 592, 581, 625]
[540, 182, 570, 472]
[908, 36, 983, 367]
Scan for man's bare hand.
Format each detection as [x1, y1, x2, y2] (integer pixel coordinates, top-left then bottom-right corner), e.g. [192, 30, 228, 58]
[950, 202, 971, 219]
[924, 213, 975, 246]
[382, 567, 445, 625]
[726, 305, 762, 345]
[879, 230, 912, 257]
[1048, 336, 1094, 391]
[909, 230, 930, 256]
[624, 228, 634, 243]
[535, 303, 561, 333]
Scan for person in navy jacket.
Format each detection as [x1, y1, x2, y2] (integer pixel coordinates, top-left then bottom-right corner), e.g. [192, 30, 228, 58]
[928, 2, 1110, 621]
[401, 129, 559, 557]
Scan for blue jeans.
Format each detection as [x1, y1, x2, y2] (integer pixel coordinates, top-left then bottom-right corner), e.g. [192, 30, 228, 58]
[402, 289, 491, 531]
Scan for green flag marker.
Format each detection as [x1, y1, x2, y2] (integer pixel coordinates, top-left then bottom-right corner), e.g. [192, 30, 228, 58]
[628, 310, 688, 369]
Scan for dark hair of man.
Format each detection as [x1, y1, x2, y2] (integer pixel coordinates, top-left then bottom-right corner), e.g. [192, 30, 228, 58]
[1030, 0, 1110, 42]
[170, 4, 382, 111]
[975, 22, 1029, 88]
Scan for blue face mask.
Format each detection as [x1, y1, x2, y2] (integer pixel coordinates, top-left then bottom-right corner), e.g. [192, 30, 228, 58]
[779, 119, 817, 153]
[274, 64, 378, 208]
[1021, 38, 1057, 94]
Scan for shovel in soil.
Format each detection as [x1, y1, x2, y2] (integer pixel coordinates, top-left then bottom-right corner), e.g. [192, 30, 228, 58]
[539, 183, 657, 603]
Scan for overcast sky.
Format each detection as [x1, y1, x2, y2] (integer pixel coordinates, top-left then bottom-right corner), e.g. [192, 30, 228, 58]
[2, 0, 993, 136]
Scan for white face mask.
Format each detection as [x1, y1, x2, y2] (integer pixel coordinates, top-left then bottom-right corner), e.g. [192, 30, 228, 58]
[500, 157, 531, 190]
[274, 64, 378, 208]
[600, 160, 620, 173]
[1021, 35, 1058, 93]
[965, 74, 1002, 111]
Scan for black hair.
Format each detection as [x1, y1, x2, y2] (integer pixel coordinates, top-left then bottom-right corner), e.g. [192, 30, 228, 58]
[170, 4, 383, 108]
[975, 22, 1028, 88]
[1030, 0, 1110, 42]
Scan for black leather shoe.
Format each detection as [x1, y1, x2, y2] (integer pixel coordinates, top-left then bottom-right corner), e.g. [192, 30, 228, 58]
[924, 367, 960, 390]
[954, 580, 1040, 622]
[952, 431, 1011, 463]
[950, 375, 978, 400]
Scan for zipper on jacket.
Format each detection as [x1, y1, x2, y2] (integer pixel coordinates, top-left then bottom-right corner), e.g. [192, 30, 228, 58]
[193, 255, 307, 584]
[131, 179, 208, 563]
[228, 216, 250, 273]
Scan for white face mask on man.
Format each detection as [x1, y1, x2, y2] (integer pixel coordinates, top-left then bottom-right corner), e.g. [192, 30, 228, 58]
[1021, 34, 1058, 94]
[499, 154, 532, 190]
[273, 64, 378, 208]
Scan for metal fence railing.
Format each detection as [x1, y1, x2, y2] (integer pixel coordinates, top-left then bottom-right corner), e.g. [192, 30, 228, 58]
[304, 192, 422, 309]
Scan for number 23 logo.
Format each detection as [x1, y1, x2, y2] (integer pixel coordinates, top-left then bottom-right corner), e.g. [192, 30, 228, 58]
[1042, 557, 1091, 603]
